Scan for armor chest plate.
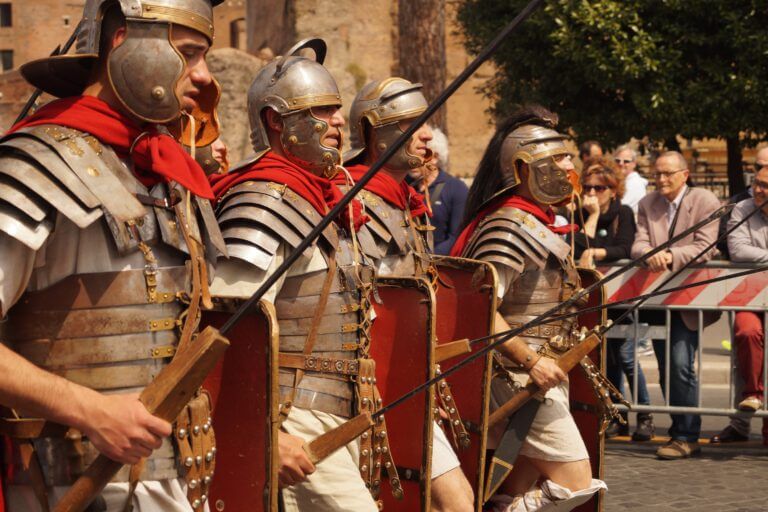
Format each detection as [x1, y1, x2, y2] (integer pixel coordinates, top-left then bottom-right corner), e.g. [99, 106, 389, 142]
[499, 256, 581, 346]
[275, 234, 374, 418]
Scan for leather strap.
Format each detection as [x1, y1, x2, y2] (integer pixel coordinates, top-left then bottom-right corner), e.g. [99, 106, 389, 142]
[435, 365, 470, 450]
[278, 353, 360, 376]
[280, 250, 338, 422]
[18, 440, 50, 512]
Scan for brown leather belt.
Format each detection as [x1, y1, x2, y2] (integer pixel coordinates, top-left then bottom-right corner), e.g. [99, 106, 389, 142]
[279, 352, 360, 376]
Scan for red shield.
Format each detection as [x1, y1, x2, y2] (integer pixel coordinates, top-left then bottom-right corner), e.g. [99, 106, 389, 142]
[569, 268, 607, 512]
[368, 277, 436, 511]
[202, 300, 280, 512]
[431, 256, 497, 512]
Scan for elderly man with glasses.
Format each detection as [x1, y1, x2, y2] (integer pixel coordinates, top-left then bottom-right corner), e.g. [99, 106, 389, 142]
[614, 145, 648, 214]
[630, 151, 721, 460]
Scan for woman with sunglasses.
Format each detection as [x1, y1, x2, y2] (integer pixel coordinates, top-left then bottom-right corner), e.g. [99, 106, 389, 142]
[569, 157, 655, 442]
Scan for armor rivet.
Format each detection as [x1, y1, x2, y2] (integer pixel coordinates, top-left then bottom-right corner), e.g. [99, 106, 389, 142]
[379, 431, 387, 438]
[362, 449, 369, 456]
[206, 451, 214, 462]
[202, 494, 208, 503]
[433, 408, 439, 415]
[375, 447, 381, 454]
[376, 462, 381, 468]
[372, 378, 377, 384]
[361, 465, 368, 472]
[178, 428, 187, 439]
[196, 455, 203, 466]
[450, 408, 456, 414]
[87, 167, 99, 177]
[193, 425, 201, 435]
[184, 457, 194, 467]
[189, 479, 198, 489]
[203, 423, 210, 434]
[526, 355, 532, 361]
[362, 433, 369, 439]
[288, 135, 298, 145]
[377, 398, 382, 405]
[445, 395, 452, 402]
[192, 499, 201, 508]
[211, 447, 217, 455]
[377, 143, 387, 151]
[151, 86, 166, 100]
[153, 348, 160, 356]
[314, 123, 324, 132]
[362, 398, 369, 405]
[453, 420, 460, 426]
[440, 382, 446, 388]
[385, 462, 391, 468]
[203, 476, 212, 486]
[382, 447, 389, 454]
[215, 499, 225, 511]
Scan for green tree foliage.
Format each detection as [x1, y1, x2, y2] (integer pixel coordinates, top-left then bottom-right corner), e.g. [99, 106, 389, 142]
[458, 0, 768, 194]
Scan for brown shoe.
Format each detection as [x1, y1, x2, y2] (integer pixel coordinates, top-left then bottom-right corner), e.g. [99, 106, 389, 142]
[656, 439, 701, 460]
[709, 425, 748, 444]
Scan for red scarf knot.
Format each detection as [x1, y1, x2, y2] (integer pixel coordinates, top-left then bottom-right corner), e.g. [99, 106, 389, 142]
[340, 164, 432, 219]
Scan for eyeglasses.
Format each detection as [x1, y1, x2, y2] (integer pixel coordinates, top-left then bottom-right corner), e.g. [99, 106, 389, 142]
[614, 158, 634, 165]
[583, 185, 609, 192]
[652, 169, 686, 180]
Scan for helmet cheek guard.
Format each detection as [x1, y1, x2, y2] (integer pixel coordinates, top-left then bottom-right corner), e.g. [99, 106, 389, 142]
[368, 121, 424, 171]
[527, 156, 574, 205]
[280, 108, 342, 178]
[108, 20, 185, 124]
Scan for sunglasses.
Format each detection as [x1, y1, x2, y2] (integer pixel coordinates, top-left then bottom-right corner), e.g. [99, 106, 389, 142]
[614, 158, 633, 164]
[583, 185, 609, 192]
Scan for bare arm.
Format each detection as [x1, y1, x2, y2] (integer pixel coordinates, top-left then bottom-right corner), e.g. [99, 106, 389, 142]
[494, 312, 565, 390]
[0, 343, 171, 464]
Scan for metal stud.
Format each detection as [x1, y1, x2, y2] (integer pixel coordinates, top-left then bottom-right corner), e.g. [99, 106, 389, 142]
[361, 465, 368, 472]
[192, 499, 201, 509]
[362, 449, 369, 456]
[189, 479, 198, 489]
[362, 433, 369, 439]
[178, 428, 187, 439]
[385, 462, 392, 468]
[203, 476, 212, 486]
[201, 494, 208, 503]
[211, 447, 217, 455]
[193, 425, 201, 435]
[184, 457, 194, 467]
[203, 423, 210, 434]
[206, 451, 214, 462]
[195, 455, 203, 466]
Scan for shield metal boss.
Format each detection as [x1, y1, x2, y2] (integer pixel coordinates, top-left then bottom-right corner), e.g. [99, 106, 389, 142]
[431, 256, 497, 512]
[202, 300, 280, 512]
[569, 267, 607, 512]
[369, 277, 436, 511]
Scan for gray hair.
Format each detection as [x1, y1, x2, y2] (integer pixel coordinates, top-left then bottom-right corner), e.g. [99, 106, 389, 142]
[428, 126, 450, 171]
[614, 145, 636, 161]
[657, 150, 688, 171]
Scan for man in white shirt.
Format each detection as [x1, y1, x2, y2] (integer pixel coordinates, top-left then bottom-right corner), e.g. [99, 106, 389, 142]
[614, 145, 648, 215]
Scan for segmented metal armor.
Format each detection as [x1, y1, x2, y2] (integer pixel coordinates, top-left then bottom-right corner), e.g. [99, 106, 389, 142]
[0, 124, 224, 508]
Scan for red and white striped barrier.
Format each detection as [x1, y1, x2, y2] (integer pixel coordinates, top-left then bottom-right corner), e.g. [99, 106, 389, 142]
[597, 263, 768, 310]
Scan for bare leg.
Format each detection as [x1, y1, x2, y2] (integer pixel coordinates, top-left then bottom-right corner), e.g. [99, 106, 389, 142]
[499, 455, 540, 496]
[431, 467, 474, 512]
[527, 458, 592, 491]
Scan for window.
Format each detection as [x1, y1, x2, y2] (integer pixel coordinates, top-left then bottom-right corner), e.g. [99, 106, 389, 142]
[0, 4, 11, 28]
[230, 18, 246, 49]
[0, 50, 13, 71]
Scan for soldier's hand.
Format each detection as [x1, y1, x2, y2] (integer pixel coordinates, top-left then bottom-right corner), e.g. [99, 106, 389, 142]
[529, 357, 566, 391]
[81, 392, 172, 465]
[278, 431, 316, 488]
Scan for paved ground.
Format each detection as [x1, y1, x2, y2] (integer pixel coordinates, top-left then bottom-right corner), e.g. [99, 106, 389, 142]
[604, 439, 768, 512]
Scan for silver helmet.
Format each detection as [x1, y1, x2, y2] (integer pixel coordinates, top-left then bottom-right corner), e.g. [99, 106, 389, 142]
[344, 77, 429, 170]
[247, 38, 343, 177]
[500, 124, 574, 205]
[21, 0, 222, 124]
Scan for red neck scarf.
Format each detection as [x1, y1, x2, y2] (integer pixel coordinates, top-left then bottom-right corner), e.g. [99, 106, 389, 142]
[340, 164, 431, 218]
[209, 152, 368, 231]
[8, 96, 214, 199]
[450, 194, 576, 256]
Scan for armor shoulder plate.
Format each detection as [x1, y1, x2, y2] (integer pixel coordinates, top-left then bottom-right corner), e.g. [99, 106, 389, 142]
[465, 207, 569, 274]
[217, 180, 335, 271]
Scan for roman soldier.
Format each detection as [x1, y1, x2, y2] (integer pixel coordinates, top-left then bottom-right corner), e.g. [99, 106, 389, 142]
[451, 105, 607, 511]
[0, 0, 226, 510]
[341, 78, 475, 512]
[208, 39, 403, 511]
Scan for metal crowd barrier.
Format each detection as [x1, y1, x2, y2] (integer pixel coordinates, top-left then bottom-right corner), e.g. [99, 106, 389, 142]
[597, 260, 768, 419]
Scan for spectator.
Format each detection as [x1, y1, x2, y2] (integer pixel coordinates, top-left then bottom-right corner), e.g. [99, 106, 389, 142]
[578, 140, 603, 164]
[631, 150, 721, 460]
[614, 145, 648, 214]
[710, 166, 768, 446]
[409, 126, 469, 255]
[716, 147, 765, 258]
[568, 157, 654, 441]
